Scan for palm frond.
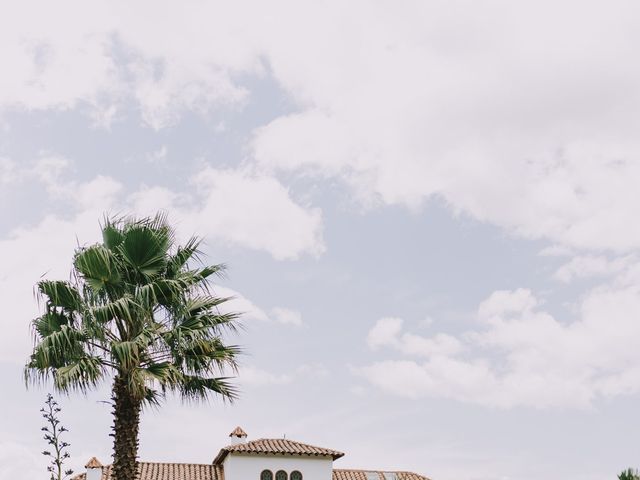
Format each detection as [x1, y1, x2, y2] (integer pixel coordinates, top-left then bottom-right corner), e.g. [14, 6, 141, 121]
[101, 217, 125, 251]
[89, 294, 139, 326]
[38, 280, 82, 312]
[33, 311, 71, 338]
[74, 245, 121, 291]
[111, 328, 157, 370]
[167, 236, 203, 275]
[117, 221, 170, 279]
[178, 374, 239, 403]
[54, 355, 106, 392]
[29, 325, 86, 368]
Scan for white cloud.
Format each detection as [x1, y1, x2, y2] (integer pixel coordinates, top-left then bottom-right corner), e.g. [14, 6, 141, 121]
[419, 316, 435, 328]
[477, 289, 538, 321]
[295, 363, 328, 378]
[0, 155, 122, 212]
[367, 317, 404, 349]
[120, 167, 325, 260]
[0, 155, 69, 190]
[127, 185, 183, 217]
[146, 145, 168, 164]
[4, 1, 640, 253]
[0, 158, 17, 185]
[183, 167, 324, 260]
[238, 365, 292, 387]
[0, 1, 258, 127]
[367, 317, 463, 358]
[0, 439, 46, 480]
[271, 307, 303, 327]
[124, 166, 325, 260]
[195, 295, 305, 327]
[248, 1, 640, 253]
[238, 363, 327, 388]
[0, 3, 119, 112]
[215, 286, 269, 323]
[538, 245, 575, 257]
[359, 286, 640, 409]
[553, 255, 633, 283]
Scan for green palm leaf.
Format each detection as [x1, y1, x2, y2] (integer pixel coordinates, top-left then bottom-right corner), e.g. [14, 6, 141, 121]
[38, 280, 82, 312]
[74, 245, 121, 290]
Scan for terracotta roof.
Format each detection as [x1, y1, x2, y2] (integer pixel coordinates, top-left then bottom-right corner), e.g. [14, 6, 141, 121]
[85, 457, 103, 468]
[333, 470, 430, 480]
[229, 426, 248, 438]
[213, 438, 345, 464]
[73, 464, 428, 480]
[71, 462, 223, 480]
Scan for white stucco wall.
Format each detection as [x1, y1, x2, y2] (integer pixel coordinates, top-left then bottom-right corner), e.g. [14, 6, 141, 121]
[223, 453, 334, 480]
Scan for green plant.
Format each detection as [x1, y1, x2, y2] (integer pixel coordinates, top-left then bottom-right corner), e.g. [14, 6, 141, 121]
[41, 393, 73, 480]
[26, 213, 241, 480]
[618, 468, 640, 480]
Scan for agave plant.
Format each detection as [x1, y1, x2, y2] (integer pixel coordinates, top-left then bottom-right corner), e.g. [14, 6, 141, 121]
[26, 214, 241, 480]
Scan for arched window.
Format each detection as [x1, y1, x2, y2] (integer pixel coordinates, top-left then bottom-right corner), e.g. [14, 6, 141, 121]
[291, 471, 303, 480]
[261, 470, 274, 480]
[276, 470, 287, 480]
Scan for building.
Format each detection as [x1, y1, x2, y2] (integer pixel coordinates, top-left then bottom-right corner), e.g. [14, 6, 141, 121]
[73, 427, 430, 480]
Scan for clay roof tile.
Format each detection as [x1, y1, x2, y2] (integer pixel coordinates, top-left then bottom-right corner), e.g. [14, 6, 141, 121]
[213, 438, 345, 464]
[85, 457, 103, 469]
[229, 426, 248, 438]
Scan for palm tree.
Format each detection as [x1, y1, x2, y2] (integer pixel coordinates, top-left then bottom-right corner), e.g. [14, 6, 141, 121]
[26, 214, 241, 480]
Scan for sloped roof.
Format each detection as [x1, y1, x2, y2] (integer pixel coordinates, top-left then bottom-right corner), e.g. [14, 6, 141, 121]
[85, 457, 103, 468]
[71, 462, 223, 480]
[213, 438, 345, 464]
[333, 470, 430, 480]
[229, 426, 248, 438]
[72, 464, 429, 480]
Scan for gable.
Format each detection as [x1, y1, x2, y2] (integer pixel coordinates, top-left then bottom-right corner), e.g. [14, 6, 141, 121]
[214, 438, 345, 464]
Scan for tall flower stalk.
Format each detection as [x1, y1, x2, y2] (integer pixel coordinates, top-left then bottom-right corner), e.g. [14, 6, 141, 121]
[41, 393, 74, 480]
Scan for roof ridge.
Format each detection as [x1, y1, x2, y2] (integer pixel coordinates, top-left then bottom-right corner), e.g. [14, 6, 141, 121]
[77, 461, 219, 467]
[332, 469, 430, 480]
[138, 461, 217, 466]
[333, 469, 417, 473]
[243, 437, 342, 450]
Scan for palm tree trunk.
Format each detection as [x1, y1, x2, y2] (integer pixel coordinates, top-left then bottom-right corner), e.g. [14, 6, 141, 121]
[111, 374, 141, 480]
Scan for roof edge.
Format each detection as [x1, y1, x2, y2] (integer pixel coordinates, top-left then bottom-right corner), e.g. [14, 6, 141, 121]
[213, 449, 228, 465]
[332, 469, 431, 480]
[213, 439, 345, 465]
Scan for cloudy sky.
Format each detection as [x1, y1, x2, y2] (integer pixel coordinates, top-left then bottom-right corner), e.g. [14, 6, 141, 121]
[2, 1, 640, 479]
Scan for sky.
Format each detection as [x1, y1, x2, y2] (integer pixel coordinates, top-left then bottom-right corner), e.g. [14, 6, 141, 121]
[1, 1, 640, 479]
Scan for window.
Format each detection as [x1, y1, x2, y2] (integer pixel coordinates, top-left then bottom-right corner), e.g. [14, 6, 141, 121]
[261, 470, 274, 480]
[291, 471, 303, 480]
[276, 470, 287, 480]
